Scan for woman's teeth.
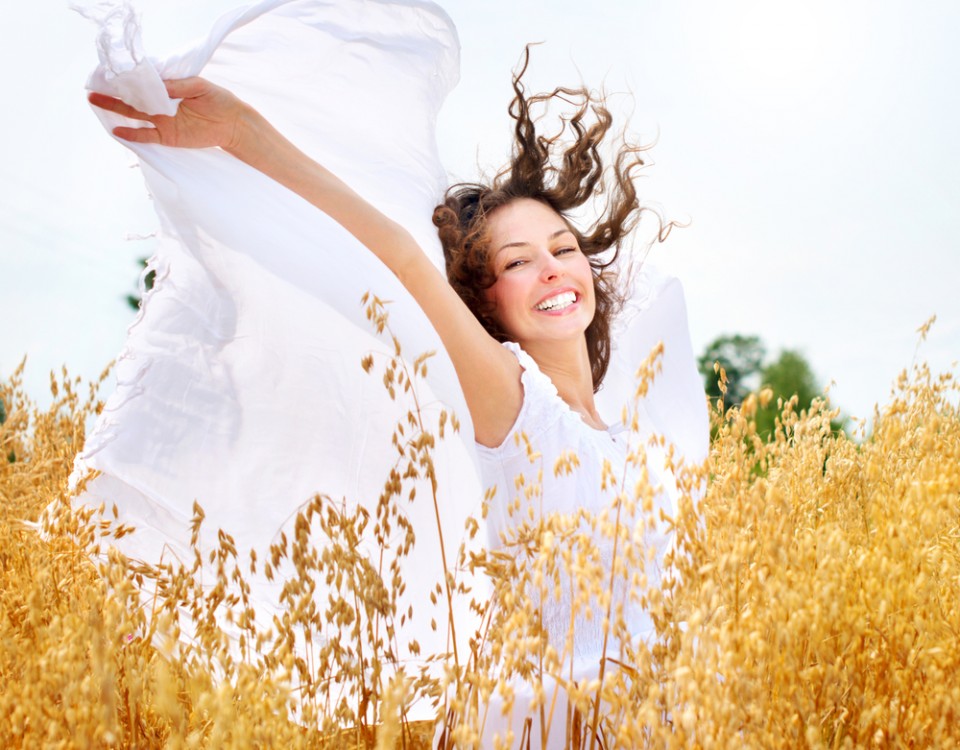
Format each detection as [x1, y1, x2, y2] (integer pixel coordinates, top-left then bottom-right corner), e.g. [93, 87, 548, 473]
[536, 291, 576, 311]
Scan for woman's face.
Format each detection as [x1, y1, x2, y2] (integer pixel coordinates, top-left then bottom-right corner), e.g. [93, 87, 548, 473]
[483, 198, 596, 348]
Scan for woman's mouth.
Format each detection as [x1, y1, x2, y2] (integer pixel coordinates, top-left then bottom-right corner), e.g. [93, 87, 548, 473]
[535, 290, 578, 312]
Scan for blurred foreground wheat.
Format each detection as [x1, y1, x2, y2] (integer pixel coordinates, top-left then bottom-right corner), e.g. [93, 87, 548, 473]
[1, 337, 958, 747]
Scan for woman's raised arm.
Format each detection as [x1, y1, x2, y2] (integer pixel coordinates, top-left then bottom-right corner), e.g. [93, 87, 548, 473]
[90, 78, 522, 447]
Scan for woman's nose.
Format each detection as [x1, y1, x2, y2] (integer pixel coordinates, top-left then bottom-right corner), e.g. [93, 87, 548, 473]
[540, 251, 563, 281]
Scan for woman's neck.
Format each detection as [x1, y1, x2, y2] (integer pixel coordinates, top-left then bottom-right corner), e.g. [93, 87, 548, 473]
[522, 337, 606, 430]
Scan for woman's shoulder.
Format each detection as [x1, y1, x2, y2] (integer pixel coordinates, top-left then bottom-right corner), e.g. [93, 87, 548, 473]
[476, 342, 575, 456]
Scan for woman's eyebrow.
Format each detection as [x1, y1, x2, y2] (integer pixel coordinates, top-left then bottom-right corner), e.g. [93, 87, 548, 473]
[497, 228, 573, 253]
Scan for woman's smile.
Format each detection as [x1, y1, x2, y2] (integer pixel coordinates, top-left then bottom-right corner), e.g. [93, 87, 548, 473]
[534, 288, 579, 312]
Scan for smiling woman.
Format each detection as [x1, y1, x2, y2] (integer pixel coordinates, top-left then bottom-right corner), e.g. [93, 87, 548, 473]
[478, 199, 603, 430]
[74, 0, 708, 745]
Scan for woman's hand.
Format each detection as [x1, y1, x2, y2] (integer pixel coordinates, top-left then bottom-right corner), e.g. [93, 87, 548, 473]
[88, 78, 250, 152]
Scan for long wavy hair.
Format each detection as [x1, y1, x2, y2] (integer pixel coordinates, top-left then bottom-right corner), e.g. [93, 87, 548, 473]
[432, 48, 668, 391]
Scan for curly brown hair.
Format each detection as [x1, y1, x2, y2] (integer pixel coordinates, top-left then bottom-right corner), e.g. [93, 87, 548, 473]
[433, 48, 668, 391]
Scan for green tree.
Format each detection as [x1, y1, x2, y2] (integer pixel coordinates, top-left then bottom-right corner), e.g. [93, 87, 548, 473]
[755, 349, 822, 438]
[699, 336, 845, 440]
[697, 334, 766, 409]
[126, 257, 156, 311]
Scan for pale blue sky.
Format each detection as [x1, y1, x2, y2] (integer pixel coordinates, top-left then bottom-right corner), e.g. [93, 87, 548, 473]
[3, 0, 958, 423]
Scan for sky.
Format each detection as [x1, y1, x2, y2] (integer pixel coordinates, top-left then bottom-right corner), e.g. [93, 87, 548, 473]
[3, 0, 959, 425]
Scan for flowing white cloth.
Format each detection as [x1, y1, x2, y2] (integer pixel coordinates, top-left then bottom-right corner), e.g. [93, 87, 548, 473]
[74, 0, 480, 683]
[73, 0, 709, 737]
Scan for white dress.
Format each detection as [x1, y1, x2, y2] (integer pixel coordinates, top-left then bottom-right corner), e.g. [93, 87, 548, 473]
[72, 0, 709, 737]
[479, 342, 678, 662]
[473, 342, 686, 748]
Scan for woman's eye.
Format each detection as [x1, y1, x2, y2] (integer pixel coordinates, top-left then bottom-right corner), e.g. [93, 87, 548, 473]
[555, 246, 576, 256]
[505, 259, 525, 270]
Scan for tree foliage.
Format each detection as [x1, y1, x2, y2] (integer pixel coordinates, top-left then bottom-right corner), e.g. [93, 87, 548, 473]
[698, 334, 844, 439]
[755, 349, 824, 438]
[126, 257, 156, 311]
[697, 334, 766, 409]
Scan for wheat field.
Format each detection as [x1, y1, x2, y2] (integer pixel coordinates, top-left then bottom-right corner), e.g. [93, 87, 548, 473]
[1, 325, 958, 747]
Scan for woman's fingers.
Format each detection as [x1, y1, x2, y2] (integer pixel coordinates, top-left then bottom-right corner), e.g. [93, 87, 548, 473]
[88, 77, 240, 150]
[89, 90, 169, 145]
[163, 77, 209, 100]
[88, 91, 152, 122]
[112, 126, 162, 144]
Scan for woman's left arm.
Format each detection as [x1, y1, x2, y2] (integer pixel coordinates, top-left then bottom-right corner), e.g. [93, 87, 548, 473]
[90, 77, 525, 447]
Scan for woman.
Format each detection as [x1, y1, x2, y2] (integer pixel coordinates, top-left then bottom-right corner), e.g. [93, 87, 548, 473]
[79, 0, 708, 742]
